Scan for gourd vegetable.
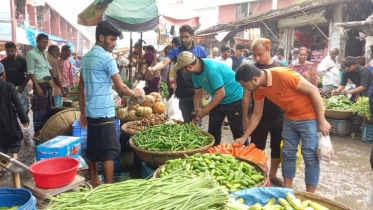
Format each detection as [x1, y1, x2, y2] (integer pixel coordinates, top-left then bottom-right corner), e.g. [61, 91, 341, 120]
[140, 95, 155, 107]
[136, 106, 153, 117]
[153, 102, 165, 114]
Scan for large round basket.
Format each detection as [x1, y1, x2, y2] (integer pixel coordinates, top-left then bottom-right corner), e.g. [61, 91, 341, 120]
[116, 117, 146, 126]
[294, 191, 352, 210]
[324, 109, 354, 120]
[35, 108, 81, 145]
[129, 131, 215, 167]
[152, 158, 268, 188]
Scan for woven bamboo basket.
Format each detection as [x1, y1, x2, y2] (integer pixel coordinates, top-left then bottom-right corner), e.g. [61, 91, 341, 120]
[294, 191, 352, 210]
[129, 131, 215, 167]
[324, 109, 354, 120]
[116, 117, 146, 126]
[51, 106, 70, 115]
[35, 108, 81, 145]
[152, 158, 268, 188]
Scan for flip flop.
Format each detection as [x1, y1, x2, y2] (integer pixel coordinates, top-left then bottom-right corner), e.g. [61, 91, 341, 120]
[270, 177, 284, 187]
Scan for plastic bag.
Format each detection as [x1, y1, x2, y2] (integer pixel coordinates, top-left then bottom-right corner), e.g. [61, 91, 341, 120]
[233, 187, 294, 206]
[127, 81, 146, 108]
[165, 94, 183, 121]
[132, 79, 139, 89]
[317, 132, 334, 162]
[365, 184, 373, 206]
[112, 89, 122, 106]
[280, 140, 301, 172]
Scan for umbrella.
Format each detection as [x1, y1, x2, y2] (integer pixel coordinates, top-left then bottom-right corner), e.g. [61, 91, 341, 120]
[77, 0, 199, 32]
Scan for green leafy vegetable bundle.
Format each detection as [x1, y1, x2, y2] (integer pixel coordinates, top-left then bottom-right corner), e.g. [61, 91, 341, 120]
[352, 96, 371, 119]
[324, 95, 353, 110]
[160, 82, 169, 98]
[132, 123, 213, 151]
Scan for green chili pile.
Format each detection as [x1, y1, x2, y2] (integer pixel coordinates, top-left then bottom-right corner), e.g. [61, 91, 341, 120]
[352, 96, 371, 119]
[324, 95, 353, 110]
[132, 123, 213, 151]
[159, 153, 265, 192]
[47, 171, 228, 210]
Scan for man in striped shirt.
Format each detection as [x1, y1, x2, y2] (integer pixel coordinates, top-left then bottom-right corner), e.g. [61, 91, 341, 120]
[78, 21, 142, 187]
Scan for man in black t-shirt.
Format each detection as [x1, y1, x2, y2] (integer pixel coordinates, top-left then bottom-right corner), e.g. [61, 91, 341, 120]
[1, 42, 30, 113]
[1, 42, 29, 93]
[242, 38, 285, 187]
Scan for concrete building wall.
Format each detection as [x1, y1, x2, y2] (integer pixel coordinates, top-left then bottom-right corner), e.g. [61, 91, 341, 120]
[218, 4, 237, 23]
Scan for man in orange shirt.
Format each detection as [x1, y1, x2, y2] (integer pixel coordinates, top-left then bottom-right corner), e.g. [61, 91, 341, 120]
[234, 64, 331, 193]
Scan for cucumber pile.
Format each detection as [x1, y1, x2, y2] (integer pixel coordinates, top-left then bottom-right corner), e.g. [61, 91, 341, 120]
[158, 153, 265, 192]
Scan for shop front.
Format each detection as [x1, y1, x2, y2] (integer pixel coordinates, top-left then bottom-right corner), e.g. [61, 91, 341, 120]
[277, 9, 330, 67]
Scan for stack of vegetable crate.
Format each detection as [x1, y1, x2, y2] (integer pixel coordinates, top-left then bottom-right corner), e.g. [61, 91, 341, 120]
[362, 124, 373, 142]
[324, 95, 360, 136]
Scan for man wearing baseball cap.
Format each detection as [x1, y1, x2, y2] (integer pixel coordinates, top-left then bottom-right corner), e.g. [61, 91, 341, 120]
[174, 51, 244, 145]
[0, 62, 29, 175]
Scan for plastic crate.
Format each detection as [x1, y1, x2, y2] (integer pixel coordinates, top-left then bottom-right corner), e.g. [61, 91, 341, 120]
[141, 162, 156, 179]
[353, 115, 362, 131]
[326, 118, 354, 136]
[72, 119, 120, 151]
[362, 124, 373, 143]
[97, 156, 121, 172]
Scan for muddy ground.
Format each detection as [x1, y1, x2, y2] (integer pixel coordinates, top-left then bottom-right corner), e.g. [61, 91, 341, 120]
[1, 115, 373, 210]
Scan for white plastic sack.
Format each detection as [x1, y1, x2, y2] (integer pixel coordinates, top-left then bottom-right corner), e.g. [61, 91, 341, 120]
[112, 89, 122, 106]
[131, 79, 139, 89]
[165, 94, 183, 121]
[127, 81, 146, 107]
[317, 132, 334, 162]
[365, 184, 373, 206]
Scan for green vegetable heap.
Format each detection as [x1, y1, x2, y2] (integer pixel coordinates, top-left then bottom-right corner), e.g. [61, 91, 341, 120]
[352, 96, 371, 119]
[132, 123, 213, 151]
[159, 153, 265, 192]
[48, 171, 229, 210]
[323, 95, 353, 110]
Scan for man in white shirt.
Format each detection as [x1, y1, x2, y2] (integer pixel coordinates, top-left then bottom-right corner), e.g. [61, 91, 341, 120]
[208, 47, 219, 59]
[317, 47, 340, 90]
[215, 45, 233, 69]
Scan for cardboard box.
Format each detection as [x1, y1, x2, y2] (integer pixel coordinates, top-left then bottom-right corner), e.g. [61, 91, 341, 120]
[36, 136, 82, 161]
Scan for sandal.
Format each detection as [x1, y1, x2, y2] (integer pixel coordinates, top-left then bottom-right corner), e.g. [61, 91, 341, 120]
[270, 177, 284, 187]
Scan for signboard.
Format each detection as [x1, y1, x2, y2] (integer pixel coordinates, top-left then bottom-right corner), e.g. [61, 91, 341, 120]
[26, 0, 45, 6]
[0, 0, 12, 41]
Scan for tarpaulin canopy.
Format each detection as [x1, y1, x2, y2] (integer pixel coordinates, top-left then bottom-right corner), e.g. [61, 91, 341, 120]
[77, 0, 200, 32]
[21, 24, 68, 47]
[78, 0, 159, 32]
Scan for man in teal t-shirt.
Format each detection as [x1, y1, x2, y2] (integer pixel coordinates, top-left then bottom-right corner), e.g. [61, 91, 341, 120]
[173, 51, 244, 145]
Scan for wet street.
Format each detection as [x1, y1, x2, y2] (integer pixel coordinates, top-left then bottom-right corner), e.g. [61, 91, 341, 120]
[1, 115, 372, 209]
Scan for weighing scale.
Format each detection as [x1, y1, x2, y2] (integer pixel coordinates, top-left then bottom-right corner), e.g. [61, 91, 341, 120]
[0, 152, 87, 209]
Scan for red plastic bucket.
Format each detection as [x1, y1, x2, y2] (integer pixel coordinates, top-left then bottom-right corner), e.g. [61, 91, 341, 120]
[29, 157, 79, 189]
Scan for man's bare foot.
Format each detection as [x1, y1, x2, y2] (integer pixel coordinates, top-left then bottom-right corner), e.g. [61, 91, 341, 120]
[270, 176, 284, 187]
[90, 181, 104, 188]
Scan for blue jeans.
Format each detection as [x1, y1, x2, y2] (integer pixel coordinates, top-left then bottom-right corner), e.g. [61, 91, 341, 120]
[282, 119, 320, 186]
[323, 85, 335, 90]
[178, 96, 202, 126]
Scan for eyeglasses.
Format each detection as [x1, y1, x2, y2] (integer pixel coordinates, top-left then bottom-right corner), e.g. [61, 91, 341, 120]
[180, 36, 192, 40]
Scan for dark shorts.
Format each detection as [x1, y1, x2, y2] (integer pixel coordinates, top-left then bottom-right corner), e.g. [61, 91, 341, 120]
[251, 121, 283, 159]
[63, 87, 69, 94]
[86, 117, 120, 162]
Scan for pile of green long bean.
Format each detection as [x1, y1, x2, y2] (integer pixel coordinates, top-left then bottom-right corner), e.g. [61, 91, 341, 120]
[47, 171, 228, 210]
[132, 123, 213, 151]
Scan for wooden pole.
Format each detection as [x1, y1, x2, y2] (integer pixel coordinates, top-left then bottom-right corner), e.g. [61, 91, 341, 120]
[128, 32, 133, 83]
[10, 0, 17, 43]
[12, 153, 21, 188]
